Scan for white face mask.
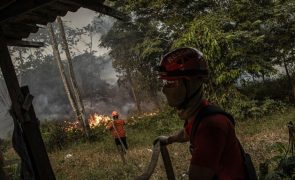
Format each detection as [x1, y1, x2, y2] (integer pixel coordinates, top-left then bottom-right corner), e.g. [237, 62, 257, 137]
[162, 80, 187, 108]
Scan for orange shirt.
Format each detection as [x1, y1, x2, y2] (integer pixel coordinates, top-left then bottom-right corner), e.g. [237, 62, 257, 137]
[107, 119, 126, 138]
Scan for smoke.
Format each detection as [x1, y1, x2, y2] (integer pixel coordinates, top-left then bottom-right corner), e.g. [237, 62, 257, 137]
[0, 52, 138, 138]
[121, 103, 136, 116]
[0, 12, 159, 138]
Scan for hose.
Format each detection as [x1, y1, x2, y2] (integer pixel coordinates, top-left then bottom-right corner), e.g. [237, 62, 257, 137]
[134, 142, 175, 180]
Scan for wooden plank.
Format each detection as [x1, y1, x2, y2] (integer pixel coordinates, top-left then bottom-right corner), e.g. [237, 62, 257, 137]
[7, 13, 48, 25]
[0, 0, 56, 23]
[0, 28, 56, 180]
[6, 39, 44, 48]
[2, 22, 40, 40]
[29, 11, 57, 23]
[60, 0, 130, 21]
[0, 0, 16, 10]
[33, 6, 68, 17]
[3, 23, 39, 34]
[2, 30, 31, 40]
[11, 14, 50, 25]
[49, 1, 79, 12]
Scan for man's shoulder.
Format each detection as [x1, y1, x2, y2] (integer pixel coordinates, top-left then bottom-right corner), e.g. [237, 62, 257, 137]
[199, 114, 232, 132]
[116, 119, 125, 123]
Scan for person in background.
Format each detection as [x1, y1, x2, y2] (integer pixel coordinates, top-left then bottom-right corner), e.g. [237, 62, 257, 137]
[106, 111, 128, 153]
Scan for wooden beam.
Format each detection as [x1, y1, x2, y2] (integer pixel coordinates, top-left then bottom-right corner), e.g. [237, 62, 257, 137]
[0, 0, 16, 10]
[0, 0, 56, 23]
[34, 6, 68, 18]
[60, 0, 130, 21]
[48, 1, 79, 13]
[0, 28, 55, 179]
[5, 23, 40, 34]
[11, 14, 50, 25]
[7, 39, 44, 48]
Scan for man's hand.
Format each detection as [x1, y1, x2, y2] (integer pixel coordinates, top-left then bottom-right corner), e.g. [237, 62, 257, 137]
[153, 136, 170, 145]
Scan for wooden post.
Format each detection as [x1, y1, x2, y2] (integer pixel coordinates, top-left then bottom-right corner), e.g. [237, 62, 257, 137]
[0, 28, 55, 179]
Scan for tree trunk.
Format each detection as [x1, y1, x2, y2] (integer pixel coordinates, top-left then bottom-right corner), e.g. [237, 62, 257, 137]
[261, 72, 265, 84]
[48, 23, 88, 137]
[57, 17, 90, 136]
[148, 84, 161, 110]
[292, 77, 295, 103]
[89, 25, 93, 54]
[283, 56, 294, 101]
[126, 70, 141, 113]
[18, 49, 24, 85]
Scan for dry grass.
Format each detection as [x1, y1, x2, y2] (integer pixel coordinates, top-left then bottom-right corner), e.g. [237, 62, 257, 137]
[49, 139, 191, 180]
[237, 109, 293, 168]
[3, 107, 295, 179]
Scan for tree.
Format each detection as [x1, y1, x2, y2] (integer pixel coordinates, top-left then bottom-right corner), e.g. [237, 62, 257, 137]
[57, 17, 90, 136]
[100, 21, 145, 112]
[103, 0, 295, 108]
[48, 23, 89, 137]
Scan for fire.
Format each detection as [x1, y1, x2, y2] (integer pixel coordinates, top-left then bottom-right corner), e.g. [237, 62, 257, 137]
[88, 113, 111, 128]
[131, 112, 158, 119]
[63, 120, 80, 132]
[63, 113, 111, 132]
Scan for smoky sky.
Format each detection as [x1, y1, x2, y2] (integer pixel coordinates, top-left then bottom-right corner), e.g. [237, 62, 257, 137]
[0, 52, 138, 138]
[23, 53, 136, 119]
[0, 9, 135, 138]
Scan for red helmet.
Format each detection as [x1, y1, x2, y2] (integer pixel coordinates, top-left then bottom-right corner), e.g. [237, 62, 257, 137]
[111, 111, 119, 117]
[156, 47, 208, 80]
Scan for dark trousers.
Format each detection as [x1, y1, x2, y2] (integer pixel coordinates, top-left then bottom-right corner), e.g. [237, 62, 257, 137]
[114, 137, 128, 150]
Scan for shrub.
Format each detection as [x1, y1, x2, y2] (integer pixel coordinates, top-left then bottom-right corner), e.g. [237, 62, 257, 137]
[40, 120, 108, 152]
[88, 126, 108, 142]
[225, 97, 287, 120]
[0, 138, 10, 153]
[41, 121, 68, 152]
[128, 106, 181, 133]
[239, 76, 291, 102]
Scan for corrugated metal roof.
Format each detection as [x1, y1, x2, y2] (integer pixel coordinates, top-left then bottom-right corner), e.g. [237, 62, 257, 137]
[0, 0, 128, 41]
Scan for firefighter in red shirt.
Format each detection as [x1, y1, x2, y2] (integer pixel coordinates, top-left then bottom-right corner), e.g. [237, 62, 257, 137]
[107, 111, 128, 153]
[154, 47, 256, 180]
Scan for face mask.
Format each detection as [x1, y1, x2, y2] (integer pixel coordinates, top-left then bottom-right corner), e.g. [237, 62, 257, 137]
[162, 80, 187, 108]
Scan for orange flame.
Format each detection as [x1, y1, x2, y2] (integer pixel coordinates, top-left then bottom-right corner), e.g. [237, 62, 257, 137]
[63, 120, 80, 132]
[88, 113, 111, 128]
[63, 113, 111, 132]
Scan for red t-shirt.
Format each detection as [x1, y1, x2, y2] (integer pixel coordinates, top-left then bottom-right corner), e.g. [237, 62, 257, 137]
[184, 101, 246, 180]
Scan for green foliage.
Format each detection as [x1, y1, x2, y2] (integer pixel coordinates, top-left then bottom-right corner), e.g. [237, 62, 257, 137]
[127, 106, 182, 146]
[260, 156, 295, 180]
[225, 97, 287, 120]
[103, 0, 295, 107]
[40, 121, 108, 152]
[239, 77, 292, 101]
[41, 121, 69, 152]
[0, 138, 9, 153]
